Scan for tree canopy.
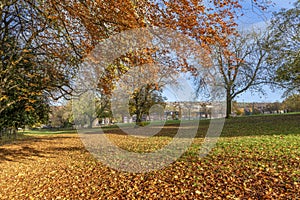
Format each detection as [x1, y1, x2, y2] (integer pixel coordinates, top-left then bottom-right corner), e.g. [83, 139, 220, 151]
[0, 0, 274, 130]
[194, 30, 273, 118]
[268, 0, 300, 94]
[0, 0, 85, 130]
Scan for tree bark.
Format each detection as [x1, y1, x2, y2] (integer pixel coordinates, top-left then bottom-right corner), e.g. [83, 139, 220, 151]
[136, 109, 142, 123]
[226, 90, 232, 118]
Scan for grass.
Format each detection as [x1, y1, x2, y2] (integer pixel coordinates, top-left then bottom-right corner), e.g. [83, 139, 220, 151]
[98, 114, 299, 155]
[23, 113, 300, 137]
[0, 134, 32, 146]
[1, 113, 298, 198]
[24, 128, 77, 135]
[221, 114, 300, 137]
[23, 114, 300, 163]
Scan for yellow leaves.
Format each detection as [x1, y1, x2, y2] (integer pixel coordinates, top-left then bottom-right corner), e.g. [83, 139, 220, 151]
[25, 105, 34, 112]
[123, 57, 131, 62]
[27, 73, 36, 79]
[22, 49, 30, 53]
[28, 99, 37, 104]
[11, 61, 17, 66]
[181, 68, 187, 72]
[29, 83, 38, 87]
[0, 95, 8, 101]
[40, 78, 50, 86]
[47, 15, 58, 20]
[0, 117, 299, 199]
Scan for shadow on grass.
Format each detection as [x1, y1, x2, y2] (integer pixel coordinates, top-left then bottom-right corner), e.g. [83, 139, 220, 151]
[0, 134, 85, 164]
[0, 145, 47, 162]
[1, 114, 299, 164]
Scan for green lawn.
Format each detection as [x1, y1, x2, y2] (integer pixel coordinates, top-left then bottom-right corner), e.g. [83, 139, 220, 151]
[24, 113, 300, 137]
[23, 128, 77, 135]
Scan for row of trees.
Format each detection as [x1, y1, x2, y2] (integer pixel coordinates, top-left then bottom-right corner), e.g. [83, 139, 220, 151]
[0, 0, 299, 133]
[52, 92, 300, 128]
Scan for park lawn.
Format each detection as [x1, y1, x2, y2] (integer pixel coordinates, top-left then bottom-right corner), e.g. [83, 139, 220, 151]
[0, 114, 299, 199]
[23, 129, 77, 135]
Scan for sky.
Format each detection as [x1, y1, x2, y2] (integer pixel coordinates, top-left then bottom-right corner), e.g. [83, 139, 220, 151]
[237, 0, 296, 28]
[162, 0, 297, 103]
[234, 0, 297, 103]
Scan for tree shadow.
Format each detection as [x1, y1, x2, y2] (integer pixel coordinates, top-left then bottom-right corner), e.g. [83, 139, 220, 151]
[0, 135, 82, 163]
[0, 146, 47, 162]
[1, 114, 299, 164]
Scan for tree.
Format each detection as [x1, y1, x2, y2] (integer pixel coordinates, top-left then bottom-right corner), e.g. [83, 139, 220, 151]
[0, 0, 273, 132]
[195, 31, 273, 118]
[0, 37, 50, 131]
[95, 94, 113, 120]
[109, 62, 174, 125]
[72, 91, 98, 128]
[73, 0, 272, 95]
[0, 0, 88, 132]
[71, 0, 273, 121]
[282, 94, 300, 112]
[49, 102, 74, 128]
[265, 102, 283, 114]
[72, 90, 115, 128]
[129, 84, 166, 123]
[267, 0, 300, 94]
[232, 101, 243, 116]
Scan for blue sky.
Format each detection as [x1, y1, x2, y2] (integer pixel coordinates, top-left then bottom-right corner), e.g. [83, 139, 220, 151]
[133, 2, 298, 104]
[234, 0, 297, 103]
[237, 0, 296, 28]
[162, 1, 297, 103]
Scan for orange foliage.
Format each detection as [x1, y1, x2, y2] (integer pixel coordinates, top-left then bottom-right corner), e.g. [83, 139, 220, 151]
[43, 0, 270, 95]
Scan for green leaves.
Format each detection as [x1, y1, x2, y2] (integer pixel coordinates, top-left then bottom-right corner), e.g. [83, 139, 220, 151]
[0, 37, 49, 129]
[268, 1, 300, 94]
[282, 94, 300, 112]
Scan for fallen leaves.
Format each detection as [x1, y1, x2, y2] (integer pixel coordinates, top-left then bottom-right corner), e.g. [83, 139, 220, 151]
[0, 115, 299, 199]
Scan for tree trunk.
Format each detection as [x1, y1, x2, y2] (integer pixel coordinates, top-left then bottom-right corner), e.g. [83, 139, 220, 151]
[226, 92, 232, 118]
[89, 117, 94, 128]
[13, 129, 17, 140]
[136, 109, 142, 123]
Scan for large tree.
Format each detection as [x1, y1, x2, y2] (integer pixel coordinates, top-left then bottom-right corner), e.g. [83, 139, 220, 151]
[267, 0, 300, 94]
[195, 31, 273, 118]
[0, 0, 88, 131]
[0, 36, 50, 131]
[73, 0, 273, 93]
[0, 0, 273, 131]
